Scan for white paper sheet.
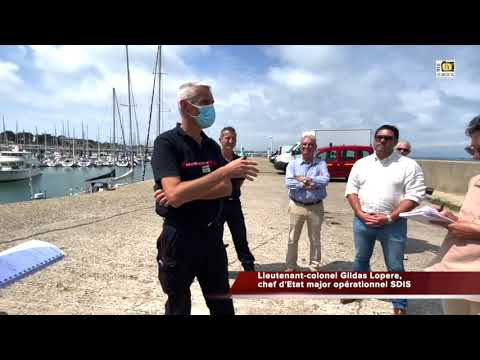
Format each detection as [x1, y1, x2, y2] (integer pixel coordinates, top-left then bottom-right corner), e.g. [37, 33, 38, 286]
[399, 206, 455, 226]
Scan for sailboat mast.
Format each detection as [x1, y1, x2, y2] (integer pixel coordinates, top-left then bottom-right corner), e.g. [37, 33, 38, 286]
[67, 120, 70, 154]
[131, 90, 141, 160]
[136, 115, 140, 160]
[157, 45, 162, 137]
[112, 90, 127, 155]
[73, 127, 75, 158]
[126, 45, 133, 167]
[2, 116, 6, 145]
[81, 120, 84, 154]
[113, 88, 116, 160]
[97, 122, 100, 155]
[142, 45, 161, 181]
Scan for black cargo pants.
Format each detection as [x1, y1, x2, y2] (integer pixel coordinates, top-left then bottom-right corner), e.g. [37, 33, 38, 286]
[156, 223, 234, 315]
[220, 198, 255, 268]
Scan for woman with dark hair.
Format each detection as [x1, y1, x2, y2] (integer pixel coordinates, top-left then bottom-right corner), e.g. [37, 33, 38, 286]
[427, 115, 480, 315]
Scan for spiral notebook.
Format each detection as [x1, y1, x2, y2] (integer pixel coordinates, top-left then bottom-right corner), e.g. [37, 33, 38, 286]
[0, 240, 64, 288]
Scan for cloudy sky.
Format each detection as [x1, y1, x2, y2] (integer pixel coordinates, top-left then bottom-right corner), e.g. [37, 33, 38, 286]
[0, 45, 479, 158]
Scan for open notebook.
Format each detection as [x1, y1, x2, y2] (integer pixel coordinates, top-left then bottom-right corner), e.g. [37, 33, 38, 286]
[399, 206, 455, 226]
[0, 240, 64, 288]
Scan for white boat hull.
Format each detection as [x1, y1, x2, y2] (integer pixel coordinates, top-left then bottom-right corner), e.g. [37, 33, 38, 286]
[113, 168, 133, 181]
[0, 168, 42, 182]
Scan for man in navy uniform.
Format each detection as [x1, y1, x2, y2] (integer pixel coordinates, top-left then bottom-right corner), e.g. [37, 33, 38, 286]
[151, 81, 259, 315]
[218, 126, 256, 272]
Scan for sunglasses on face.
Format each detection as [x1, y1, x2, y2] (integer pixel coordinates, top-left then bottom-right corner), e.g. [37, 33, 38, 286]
[465, 145, 480, 156]
[375, 135, 394, 141]
[397, 148, 410, 153]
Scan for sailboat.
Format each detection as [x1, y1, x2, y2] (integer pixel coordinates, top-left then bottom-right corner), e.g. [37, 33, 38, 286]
[46, 158, 61, 167]
[84, 167, 116, 193]
[114, 45, 135, 181]
[78, 121, 91, 167]
[78, 158, 92, 167]
[62, 126, 78, 167]
[116, 158, 130, 167]
[113, 168, 133, 181]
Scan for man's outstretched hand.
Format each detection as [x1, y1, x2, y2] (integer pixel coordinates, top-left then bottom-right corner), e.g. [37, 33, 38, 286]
[224, 158, 259, 181]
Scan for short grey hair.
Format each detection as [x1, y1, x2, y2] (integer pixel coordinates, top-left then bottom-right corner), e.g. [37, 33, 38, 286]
[177, 81, 211, 104]
[396, 140, 411, 148]
[301, 134, 317, 145]
[466, 115, 480, 136]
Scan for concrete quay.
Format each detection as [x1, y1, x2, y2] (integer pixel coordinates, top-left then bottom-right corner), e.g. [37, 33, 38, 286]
[0, 158, 462, 315]
[417, 159, 479, 208]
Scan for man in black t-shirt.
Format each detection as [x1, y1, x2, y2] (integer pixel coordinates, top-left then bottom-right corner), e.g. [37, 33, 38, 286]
[151, 82, 259, 315]
[219, 127, 255, 272]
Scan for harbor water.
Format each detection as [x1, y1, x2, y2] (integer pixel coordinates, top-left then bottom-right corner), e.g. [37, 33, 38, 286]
[0, 165, 154, 204]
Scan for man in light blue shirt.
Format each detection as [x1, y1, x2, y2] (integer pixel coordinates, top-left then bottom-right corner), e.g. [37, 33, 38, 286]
[285, 134, 330, 271]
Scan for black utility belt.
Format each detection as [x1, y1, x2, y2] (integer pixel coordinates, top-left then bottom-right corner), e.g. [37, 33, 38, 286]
[164, 220, 221, 229]
[291, 199, 323, 206]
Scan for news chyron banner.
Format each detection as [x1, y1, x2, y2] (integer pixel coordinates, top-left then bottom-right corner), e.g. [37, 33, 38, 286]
[230, 272, 480, 299]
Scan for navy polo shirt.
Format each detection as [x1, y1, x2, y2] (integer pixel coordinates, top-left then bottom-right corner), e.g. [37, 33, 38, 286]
[151, 123, 227, 227]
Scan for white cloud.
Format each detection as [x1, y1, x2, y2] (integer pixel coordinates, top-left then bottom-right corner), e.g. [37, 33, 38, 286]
[265, 45, 344, 69]
[0, 60, 23, 88]
[2, 45, 480, 158]
[398, 89, 441, 113]
[437, 79, 480, 101]
[30, 45, 100, 73]
[268, 66, 331, 89]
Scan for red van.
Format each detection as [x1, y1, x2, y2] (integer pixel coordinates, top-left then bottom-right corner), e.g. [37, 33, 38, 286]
[315, 145, 373, 180]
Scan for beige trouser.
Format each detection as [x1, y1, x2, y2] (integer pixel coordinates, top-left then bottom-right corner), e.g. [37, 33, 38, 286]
[286, 200, 324, 268]
[442, 299, 480, 315]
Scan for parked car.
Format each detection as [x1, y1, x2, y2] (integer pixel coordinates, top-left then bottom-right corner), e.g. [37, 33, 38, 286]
[270, 145, 293, 163]
[316, 145, 373, 180]
[274, 143, 300, 171]
[269, 150, 279, 163]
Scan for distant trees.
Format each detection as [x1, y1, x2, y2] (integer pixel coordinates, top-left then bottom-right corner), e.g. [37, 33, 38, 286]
[0, 131, 16, 143]
[17, 132, 34, 144]
[0, 131, 143, 149]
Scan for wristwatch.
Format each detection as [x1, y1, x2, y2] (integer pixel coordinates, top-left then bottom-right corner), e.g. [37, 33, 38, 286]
[386, 214, 393, 223]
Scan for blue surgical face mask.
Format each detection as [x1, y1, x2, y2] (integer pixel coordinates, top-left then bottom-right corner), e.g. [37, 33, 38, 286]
[186, 101, 216, 129]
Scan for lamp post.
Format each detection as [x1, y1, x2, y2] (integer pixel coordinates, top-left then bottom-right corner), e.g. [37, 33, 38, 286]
[268, 136, 273, 157]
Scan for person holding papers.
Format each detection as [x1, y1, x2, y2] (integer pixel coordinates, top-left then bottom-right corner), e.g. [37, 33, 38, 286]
[400, 206, 454, 225]
[396, 139, 413, 261]
[426, 115, 480, 315]
[343, 125, 426, 315]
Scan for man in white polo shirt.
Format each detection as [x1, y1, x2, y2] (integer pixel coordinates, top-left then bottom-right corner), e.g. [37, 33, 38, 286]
[343, 125, 425, 315]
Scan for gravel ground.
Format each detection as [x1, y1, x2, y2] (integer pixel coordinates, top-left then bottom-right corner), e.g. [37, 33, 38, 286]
[0, 158, 448, 315]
